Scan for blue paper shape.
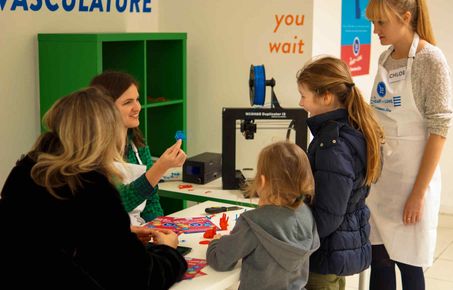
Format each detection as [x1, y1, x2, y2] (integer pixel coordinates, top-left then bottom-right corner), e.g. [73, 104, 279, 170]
[175, 130, 186, 140]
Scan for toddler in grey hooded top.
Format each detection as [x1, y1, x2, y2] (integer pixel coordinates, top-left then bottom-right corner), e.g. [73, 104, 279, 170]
[207, 141, 320, 290]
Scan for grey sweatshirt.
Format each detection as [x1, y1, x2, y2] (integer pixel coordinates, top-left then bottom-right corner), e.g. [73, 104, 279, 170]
[206, 204, 320, 290]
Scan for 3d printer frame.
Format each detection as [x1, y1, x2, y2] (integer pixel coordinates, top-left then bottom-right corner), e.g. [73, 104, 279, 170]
[222, 107, 308, 189]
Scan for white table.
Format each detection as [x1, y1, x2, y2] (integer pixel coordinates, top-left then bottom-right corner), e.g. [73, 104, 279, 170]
[169, 200, 254, 290]
[158, 178, 259, 207]
[160, 180, 367, 290]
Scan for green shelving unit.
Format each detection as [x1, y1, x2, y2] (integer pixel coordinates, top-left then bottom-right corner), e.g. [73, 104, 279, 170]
[38, 33, 187, 214]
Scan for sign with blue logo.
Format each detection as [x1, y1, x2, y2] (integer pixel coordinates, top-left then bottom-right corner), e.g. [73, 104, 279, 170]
[353, 37, 360, 56]
[341, 0, 371, 76]
[371, 82, 401, 112]
[377, 81, 386, 97]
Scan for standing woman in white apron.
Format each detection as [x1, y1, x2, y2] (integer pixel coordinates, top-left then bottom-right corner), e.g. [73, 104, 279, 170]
[366, 1, 452, 289]
[90, 71, 187, 227]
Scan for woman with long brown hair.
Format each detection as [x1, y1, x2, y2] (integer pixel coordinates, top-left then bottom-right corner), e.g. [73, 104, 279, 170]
[90, 71, 186, 226]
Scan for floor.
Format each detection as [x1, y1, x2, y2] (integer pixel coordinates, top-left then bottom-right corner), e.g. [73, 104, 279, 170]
[346, 214, 453, 290]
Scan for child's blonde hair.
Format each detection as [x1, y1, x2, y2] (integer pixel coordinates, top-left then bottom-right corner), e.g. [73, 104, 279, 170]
[246, 141, 314, 209]
[366, 0, 435, 44]
[296, 56, 384, 186]
[30, 87, 125, 199]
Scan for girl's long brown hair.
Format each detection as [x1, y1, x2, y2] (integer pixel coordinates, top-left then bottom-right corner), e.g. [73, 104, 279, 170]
[297, 56, 384, 186]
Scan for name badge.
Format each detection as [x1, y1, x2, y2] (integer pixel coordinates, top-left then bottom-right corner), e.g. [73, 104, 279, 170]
[388, 67, 407, 83]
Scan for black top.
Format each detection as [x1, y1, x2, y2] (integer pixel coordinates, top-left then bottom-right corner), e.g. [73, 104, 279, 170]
[0, 155, 187, 290]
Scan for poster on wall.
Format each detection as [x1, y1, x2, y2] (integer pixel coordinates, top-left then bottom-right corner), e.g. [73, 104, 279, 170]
[341, 0, 371, 76]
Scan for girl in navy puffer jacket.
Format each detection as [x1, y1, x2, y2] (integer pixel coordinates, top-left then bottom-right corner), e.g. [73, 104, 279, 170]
[296, 56, 384, 290]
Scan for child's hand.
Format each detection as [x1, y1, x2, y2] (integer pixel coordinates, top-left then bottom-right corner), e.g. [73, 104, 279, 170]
[213, 234, 222, 240]
[150, 228, 179, 249]
[131, 225, 153, 245]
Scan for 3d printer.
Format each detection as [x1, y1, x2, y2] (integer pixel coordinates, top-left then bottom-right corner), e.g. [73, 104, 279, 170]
[222, 65, 308, 189]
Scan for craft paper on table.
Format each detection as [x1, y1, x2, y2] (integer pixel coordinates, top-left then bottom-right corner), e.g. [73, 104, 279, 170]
[144, 216, 220, 234]
[144, 216, 182, 234]
[183, 257, 208, 280]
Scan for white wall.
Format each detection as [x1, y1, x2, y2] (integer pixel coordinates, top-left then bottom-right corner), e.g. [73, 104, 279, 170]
[0, 6, 159, 186]
[430, 0, 453, 214]
[158, 0, 314, 170]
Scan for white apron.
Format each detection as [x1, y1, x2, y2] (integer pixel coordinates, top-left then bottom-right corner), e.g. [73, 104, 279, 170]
[114, 142, 147, 226]
[367, 33, 441, 267]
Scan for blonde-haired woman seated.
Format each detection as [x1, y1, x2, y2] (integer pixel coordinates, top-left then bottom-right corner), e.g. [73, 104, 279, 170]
[0, 87, 187, 289]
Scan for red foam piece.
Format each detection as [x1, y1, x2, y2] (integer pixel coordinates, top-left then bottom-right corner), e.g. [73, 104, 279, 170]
[203, 226, 217, 238]
[219, 213, 229, 230]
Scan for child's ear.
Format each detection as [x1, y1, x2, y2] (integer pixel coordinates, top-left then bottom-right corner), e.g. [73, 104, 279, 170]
[322, 92, 334, 106]
[402, 11, 412, 25]
[260, 175, 266, 188]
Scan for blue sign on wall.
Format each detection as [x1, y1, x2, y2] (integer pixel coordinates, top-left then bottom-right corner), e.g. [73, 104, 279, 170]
[341, 0, 371, 76]
[0, 0, 152, 13]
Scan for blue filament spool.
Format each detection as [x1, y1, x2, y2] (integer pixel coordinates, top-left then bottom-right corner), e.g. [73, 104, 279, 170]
[251, 65, 266, 106]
